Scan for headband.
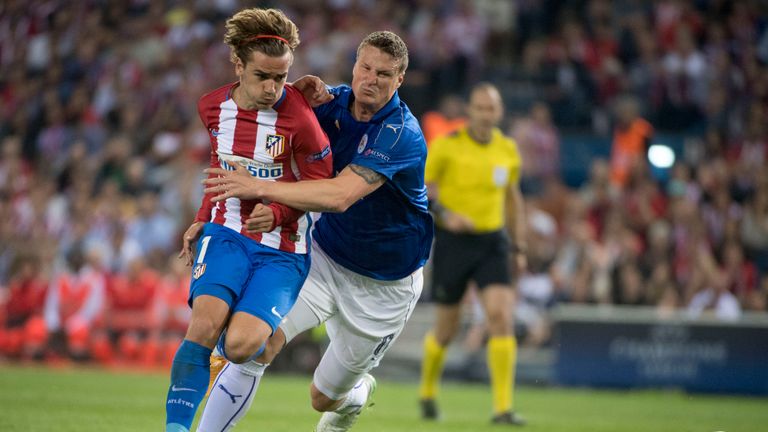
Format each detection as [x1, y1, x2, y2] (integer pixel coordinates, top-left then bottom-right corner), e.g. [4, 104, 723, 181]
[240, 34, 289, 46]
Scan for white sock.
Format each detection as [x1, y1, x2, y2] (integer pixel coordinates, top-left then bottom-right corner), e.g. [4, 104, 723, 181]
[197, 361, 268, 432]
[334, 377, 370, 415]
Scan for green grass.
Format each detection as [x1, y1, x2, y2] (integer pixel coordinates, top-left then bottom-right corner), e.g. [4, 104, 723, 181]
[0, 365, 766, 431]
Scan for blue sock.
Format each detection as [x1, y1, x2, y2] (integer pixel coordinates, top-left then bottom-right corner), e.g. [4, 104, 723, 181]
[165, 339, 212, 432]
[216, 329, 266, 362]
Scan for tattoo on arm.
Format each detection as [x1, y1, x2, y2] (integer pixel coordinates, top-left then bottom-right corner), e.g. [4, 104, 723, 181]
[349, 164, 384, 185]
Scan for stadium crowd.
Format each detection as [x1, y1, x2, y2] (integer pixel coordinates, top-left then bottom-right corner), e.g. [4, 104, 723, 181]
[1, 0, 767, 363]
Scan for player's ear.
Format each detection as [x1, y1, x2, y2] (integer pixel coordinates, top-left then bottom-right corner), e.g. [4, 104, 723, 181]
[235, 57, 245, 78]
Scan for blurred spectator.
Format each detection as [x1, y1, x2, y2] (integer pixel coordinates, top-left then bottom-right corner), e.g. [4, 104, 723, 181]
[511, 101, 560, 196]
[609, 95, 653, 190]
[0, 253, 47, 359]
[43, 244, 106, 361]
[421, 93, 466, 145]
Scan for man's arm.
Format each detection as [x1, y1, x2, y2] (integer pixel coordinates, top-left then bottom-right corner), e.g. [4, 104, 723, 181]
[204, 162, 385, 213]
[505, 181, 528, 273]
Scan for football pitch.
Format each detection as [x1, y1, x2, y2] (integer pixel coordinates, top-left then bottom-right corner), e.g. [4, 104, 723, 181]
[0, 365, 766, 432]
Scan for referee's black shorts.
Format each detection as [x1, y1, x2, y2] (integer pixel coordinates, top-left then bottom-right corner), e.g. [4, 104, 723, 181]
[430, 226, 511, 305]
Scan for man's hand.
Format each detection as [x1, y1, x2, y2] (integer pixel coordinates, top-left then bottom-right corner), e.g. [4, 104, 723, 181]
[246, 203, 275, 233]
[292, 75, 334, 107]
[179, 221, 205, 266]
[203, 164, 265, 202]
[513, 251, 528, 276]
[440, 210, 475, 233]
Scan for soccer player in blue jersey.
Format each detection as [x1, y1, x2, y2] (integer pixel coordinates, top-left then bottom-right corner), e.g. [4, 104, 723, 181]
[197, 31, 433, 432]
[163, 8, 332, 432]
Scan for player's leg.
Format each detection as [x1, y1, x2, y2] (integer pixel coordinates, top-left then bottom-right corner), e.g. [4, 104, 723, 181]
[472, 233, 525, 425]
[197, 246, 317, 431]
[419, 227, 474, 419]
[314, 263, 423, 431]
[418, 303, 460, 419]
[481, 284, 524, 425]
[165, 224, 251, 432]
[165, 295, 230, 432]
[475, 232, 525, 425]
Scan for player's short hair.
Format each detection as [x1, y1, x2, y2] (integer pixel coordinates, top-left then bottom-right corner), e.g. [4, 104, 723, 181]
[224, 8, 300, 65]
[357, 31, 409, 74]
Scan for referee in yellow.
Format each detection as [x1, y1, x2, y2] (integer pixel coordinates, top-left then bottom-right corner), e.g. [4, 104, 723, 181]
[419, 82, 527, 426]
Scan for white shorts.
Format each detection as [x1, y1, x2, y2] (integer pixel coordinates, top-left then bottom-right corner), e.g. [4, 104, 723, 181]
[280, 243, 423, 400]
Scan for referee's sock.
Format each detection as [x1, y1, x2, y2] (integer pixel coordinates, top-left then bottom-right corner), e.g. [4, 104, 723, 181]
[418, 332, 447, 401]
[165, 339, 212, 432]
[488, 335, 517, 415]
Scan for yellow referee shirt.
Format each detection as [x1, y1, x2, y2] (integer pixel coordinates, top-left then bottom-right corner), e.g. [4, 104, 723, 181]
[425, 127, 521, 232]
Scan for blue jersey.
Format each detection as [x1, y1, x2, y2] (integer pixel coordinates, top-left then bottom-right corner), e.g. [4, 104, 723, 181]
[312, 85, 433, 280]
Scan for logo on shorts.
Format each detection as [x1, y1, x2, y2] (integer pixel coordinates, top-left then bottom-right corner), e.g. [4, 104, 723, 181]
[192, 263, 206, 279]
[271, 306, 283, 320]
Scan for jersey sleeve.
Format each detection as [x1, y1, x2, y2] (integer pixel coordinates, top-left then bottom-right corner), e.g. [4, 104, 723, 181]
[312, 85, 343, 122]
[195, 97, 216, 223]
[291, 106, 334, 182]
[351, 123, 426, 181]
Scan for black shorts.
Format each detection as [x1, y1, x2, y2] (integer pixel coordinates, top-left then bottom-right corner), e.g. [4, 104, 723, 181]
[430, 227, 511, 305]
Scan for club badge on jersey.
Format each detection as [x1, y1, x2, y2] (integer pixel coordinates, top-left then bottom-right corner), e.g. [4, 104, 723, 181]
[193, 263, 206, 280]
[265, 134, 285, 158]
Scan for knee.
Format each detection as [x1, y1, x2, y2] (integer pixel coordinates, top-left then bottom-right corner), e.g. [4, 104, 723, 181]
[255, 333, 284, 364]
[433, 325, 458, 346]
[224, 330, 266, 364]
[485, 310, 513, 335]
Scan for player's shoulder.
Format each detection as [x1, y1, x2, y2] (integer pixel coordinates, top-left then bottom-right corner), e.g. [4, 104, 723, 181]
[198, 82, 234, 107]
[379, 105, 426, 153]
[280, 84, 315, 114]
[494, 129, 521, 156]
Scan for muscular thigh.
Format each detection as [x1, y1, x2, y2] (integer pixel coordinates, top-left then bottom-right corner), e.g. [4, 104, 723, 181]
[313, 267, 423, 399]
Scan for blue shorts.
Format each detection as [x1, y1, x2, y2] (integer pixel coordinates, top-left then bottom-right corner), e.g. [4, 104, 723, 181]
[188, 223, 310, 332]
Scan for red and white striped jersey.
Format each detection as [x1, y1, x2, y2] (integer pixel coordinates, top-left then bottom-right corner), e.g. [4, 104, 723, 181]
[195, 82, 332, 254]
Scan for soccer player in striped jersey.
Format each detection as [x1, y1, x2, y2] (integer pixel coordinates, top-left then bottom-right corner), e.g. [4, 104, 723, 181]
[164, 8, 332, 432]
[198, 31, 433, 432]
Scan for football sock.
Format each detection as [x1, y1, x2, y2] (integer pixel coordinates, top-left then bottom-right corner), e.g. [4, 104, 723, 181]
[418, 332, 447, 400]
[487, 336, 517, 414]
[165, 339, 212, 431]
[197, 361, 268, 431]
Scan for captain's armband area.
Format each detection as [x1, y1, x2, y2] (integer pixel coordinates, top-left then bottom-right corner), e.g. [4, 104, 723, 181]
[349, 164, 384, 185]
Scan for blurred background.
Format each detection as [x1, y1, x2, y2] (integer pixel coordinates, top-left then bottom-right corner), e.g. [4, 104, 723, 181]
[1, 0, 767, 395]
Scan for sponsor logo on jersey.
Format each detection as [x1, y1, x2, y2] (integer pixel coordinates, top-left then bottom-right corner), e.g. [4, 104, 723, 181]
[357, 134, 368, 153]
[363, 148, 390, 162]
[209, 128, 220, 137]
[265, 134, 285, 158]
[306, 145, 331, 162]
[218, 152, 284, 179]
[192, 263, 206, 279]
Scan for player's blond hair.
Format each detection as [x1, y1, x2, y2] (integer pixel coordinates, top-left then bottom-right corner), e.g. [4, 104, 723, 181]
[224, 8, 300, 65]
[357, 31, 409, 74]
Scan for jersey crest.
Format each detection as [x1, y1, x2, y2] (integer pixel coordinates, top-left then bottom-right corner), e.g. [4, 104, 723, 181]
[192, 263, 206, 279]
[265, 134, 285, 158]
[357, 134, 368, 153]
